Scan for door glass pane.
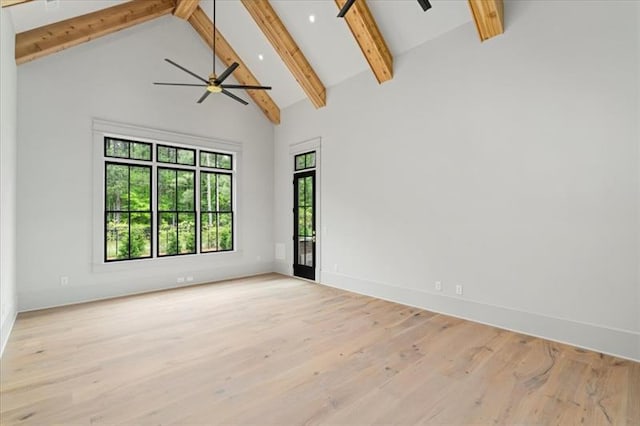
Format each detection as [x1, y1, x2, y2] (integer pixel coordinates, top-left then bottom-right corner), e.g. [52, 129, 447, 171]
[295, 154, 306, 171]
[298, 239, 306, 265]
[305, 207, 313, 238]
[298, 177, 305, 206]
[305, 176, 313, 206]
[305, 240, 313, 266]
[305, 153, 316, 169]
[298, 207, 306, 237]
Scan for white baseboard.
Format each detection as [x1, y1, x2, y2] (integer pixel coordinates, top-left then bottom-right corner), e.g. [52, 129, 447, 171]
[273, 260, 291, 276]
[320, 271, 640, 362]
[10, 266, 640, 362]
[18, 261, 275, 312]
[0, 307, 17, 358]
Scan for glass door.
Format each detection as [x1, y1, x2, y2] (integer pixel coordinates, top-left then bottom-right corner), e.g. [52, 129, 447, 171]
[293, 169, 316, 280]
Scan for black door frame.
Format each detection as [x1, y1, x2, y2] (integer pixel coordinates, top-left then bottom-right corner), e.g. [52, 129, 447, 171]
[293, 170, 316, 280]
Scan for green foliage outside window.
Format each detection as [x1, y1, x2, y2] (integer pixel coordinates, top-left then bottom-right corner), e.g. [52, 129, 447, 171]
[105, 138, 234, 262]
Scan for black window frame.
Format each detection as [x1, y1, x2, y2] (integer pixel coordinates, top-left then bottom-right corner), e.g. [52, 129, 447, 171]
[200, 150, 233, 170]
[104, 161, 153, 262]
[103, 136, 236, 263]
[157, 144, 197, 166]
[200, 170, 234, 253]
[157, 166, 197, 258]
[294, 151, 316, 171]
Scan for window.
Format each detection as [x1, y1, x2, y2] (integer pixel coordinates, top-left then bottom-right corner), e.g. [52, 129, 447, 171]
[103, 137, 235, 262]
[157, 145, 196, 166]
[105, 162, 152, 261]
[105, 138, 152, 161]
[158, 168, 196, 256]
[200, 171, 233, 252]
[201, 150, 232, 170]
[295, 151, 316, 171]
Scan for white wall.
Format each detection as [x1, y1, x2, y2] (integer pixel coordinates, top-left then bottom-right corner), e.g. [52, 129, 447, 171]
[16, 16, 274, 311]
[0, 7, 18, 356]
[274, 1, 640, 360]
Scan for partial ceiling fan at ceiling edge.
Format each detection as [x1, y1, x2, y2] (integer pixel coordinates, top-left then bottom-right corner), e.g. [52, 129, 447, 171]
[337, 0, 431, 18]
[153, 0, 272, 105]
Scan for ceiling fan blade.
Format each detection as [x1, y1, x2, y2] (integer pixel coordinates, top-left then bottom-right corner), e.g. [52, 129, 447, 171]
[417, 0, 432, 11]
[215, 62, 239, 85]
[221, 89, 249, 106]
[197, 91, 212, 104]
[220, 84, 272, 90]
[337, 0, 356, 17]
[154, 82, 208, 87]
[164, 58, 209, 84]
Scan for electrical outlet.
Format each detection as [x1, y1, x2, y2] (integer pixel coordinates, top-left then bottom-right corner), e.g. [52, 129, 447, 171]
[455, 285, 463, 296]
[435, 281, 442, 292]
[334, 264, 339, 272]
[60, 276, 69, 286]
[177, 277, 185, 283]
[256, 255, 262, 262]
[186, 276, 194, 282]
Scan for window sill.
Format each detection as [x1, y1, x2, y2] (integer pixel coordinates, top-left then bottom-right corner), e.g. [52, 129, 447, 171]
[91, 249, 243, 273]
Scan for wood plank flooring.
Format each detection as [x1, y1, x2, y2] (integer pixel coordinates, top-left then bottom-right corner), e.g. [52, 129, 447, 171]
[1, 273, 638, 425]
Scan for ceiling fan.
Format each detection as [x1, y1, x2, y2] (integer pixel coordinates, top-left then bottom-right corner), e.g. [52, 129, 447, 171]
[338, 0, 431, 18]
[154, 0, 271, 105]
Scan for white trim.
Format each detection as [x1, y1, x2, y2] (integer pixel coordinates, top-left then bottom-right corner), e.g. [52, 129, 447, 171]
[0, 308, 17, 358]
[289, 137, 321, 282]
[92, 118, 243, 273]
[93, 119, 242, 152]
[17, 269, 275, 314]
[320, 271, 640, 362]
[289, 137, 321, 156]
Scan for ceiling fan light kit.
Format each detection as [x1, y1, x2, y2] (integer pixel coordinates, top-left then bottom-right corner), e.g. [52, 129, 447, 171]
[153, 0, 271, 106]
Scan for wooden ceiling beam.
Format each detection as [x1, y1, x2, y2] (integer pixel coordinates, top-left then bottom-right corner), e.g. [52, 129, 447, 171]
[241, 0, 326, 109]
[335, 0, 392, 84]
[15, 0, 175, 65]
[188, 6, 280, 125]
[1, 0, 32, 7]
[173, 0, 199, 20]
[468, 0, 504, 42]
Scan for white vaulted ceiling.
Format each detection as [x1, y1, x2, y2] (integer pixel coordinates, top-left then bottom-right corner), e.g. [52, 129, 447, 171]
[9, 0, 473, 108]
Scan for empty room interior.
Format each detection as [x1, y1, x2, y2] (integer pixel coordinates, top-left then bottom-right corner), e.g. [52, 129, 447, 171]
[0, 0, 639, 424]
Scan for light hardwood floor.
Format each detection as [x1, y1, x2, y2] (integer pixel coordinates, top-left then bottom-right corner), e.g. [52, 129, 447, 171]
[1, 274, 638, 425]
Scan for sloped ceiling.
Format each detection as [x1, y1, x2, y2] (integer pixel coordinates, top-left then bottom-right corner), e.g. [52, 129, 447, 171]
[9, 0, 472, 109]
